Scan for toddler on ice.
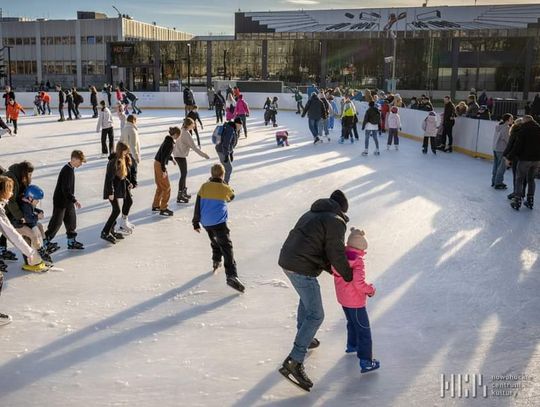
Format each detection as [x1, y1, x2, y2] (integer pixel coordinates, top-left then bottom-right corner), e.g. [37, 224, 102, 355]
[333, 227, 380, 373]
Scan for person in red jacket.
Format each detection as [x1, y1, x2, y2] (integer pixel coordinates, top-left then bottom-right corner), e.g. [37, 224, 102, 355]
[6, 99, 25, 135]
[40, 91, 51, 115]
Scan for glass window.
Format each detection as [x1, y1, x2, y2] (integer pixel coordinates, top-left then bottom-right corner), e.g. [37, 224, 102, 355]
[30, 37, 36, 45]
[16, 38, 23, 45]
[23, 38, 30, 45]
[96, 36, 103, 44]
[81, 36, 87, 44]
[54, 37, 62, 45]
[87, 36, 96, 45]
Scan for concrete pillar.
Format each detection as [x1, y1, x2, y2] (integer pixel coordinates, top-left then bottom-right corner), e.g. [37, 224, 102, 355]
[523, 37, 535, 101]
[206, 40, 212, 87]
[320, 40, 328, 88]
[153, 42, 160, 91]
[450, 37, 460, 100]
[35, 22, 42, 83]
[75, 20, 82, 88]
[262, 40, 268, 80]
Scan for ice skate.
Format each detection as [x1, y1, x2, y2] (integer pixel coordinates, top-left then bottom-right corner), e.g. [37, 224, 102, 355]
[338, 137, 344, 144]
[0, 312, 12, 326]
[494, 183, 507, 190]
[524, 196, 534, 210]
[510, 197, 522, 210]
[422, 147, 427, 154]
[360, 358, 380, 373]
[279, 357, 313, 392]
[159, 208, 174, 217]
[0, 260, 7, 273]
[345, 345, 357, 354]
[112, 231, 124, 240]
[22, 261, 48, 273]
[67, 238, 85, 250]
[226, 276, 245, 293]
[118, 217, 133, 234]
[0, 249, 18, 261]
[374, 149, 380, 156]
[176, 190, 189, 204]
[313, 136, 323, 145]
[308, 338, 320, 350]
[100, 232, 116, 244]
[212, 261, 222, 273]
[395, 145, 399, 150]
[361, 150, 368, 156]
[38, 247, 53, 264]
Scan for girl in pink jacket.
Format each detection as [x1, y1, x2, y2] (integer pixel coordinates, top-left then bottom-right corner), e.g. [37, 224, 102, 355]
[333, 227, 380, 373]
[233, 95, 250, 138]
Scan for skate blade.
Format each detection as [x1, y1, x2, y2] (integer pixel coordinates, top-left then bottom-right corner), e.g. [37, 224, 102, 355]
[278, 367, 311, 392]
[46, 266, 65, 272]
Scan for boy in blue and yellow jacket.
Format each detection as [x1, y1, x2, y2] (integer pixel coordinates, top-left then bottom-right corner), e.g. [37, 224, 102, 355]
[192, 164, 245, 293]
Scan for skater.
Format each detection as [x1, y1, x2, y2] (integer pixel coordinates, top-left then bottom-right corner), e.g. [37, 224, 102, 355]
[293, 88, 304, 114]
[44, 150, 86, 252]
[318, 91, 331, 141]
[90, 86, 99, 118]
[214, 90, 225, 124]
[101, 142, 134, 244]
[183, 86, 195, 116]
[97, 101, 115, 157]
[421, 111, 439, 155]
[0, 116, 12, 138]
[187, 105, 204, 148]
[73, 89, 83, 119]
[263, 97, 272, 126]
[333, 228, 379, 373]
[207, 86, 215, 110]
[0, 176, 46, 278]
[492, 113, 513, 189]
[6, 98, 25, 135]
[19, 185, 53, 263]
[40, 91, 51, 115]
[119, 115, 141, 164]
[225, 93, 236, 121]
[104, 83, 112, 107]
[438, 96, 457, 152]
[328, 95, 339, 131]
[66, 89, 76, 120]
[503, 118, 526, 201]
[33, 93, 44, 116]
[270, 97, 279, 127]
[125, 89, 141, 115]
[386, 106, 401, 150]
[153, 127, 181, 216]
[278, 190, 353, 391]
[339, 96, 356, 144]
[215, 118, 242, 185]
[302, 93, 325, 144]
[56, 84, 66, 122]
[234, 95, 250, 138]
[192, 163, 245, 293]
[507, 115, 540, 210]
[115, 86, 124, 105]
[361, 101, 381, 156]
[173, 117, 210, 204]
[3, 87, 15, 122]
[117, 102, 127, 129]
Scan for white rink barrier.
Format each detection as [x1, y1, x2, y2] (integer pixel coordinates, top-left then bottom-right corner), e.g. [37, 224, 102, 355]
[3, 92, 498, 159]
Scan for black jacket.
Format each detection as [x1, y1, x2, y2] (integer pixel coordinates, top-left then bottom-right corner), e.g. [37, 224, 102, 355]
[155, 135, 175, 172]
[53, 163, 77, 208]
[443, 102, 456, 125]
[507, 120, 540, 162]
[4, 163, 27, 221]
[362, 107, 381, 130]
[302, 95, 325, 121]
[183, 88, 195, 105]
[90, 92, 98, 106]
[3, 91, 15, 106]
[103, 153, 131, 199]
[278, 199, 353, 282]
[214, 93, 225, 108]
[58, 90, 65, 105]
[187, 110, 203, 128]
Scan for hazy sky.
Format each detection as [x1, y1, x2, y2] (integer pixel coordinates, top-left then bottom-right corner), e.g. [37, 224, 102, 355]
[2, 0, 532, 35]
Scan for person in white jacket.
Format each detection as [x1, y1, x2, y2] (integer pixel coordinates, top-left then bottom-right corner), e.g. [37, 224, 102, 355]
[119, 115, 141, 164]
[422, 111, 439, 155]
[116, 102, 127, 130]
[96, 101, 114, 157]
[173, 117, 210, 203]
[386, 106, 402, 150]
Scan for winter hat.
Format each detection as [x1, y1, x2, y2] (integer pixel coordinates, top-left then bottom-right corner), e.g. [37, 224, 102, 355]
[347, 227, 368, 251]
[391, 106, 398, 113]
[330, 189, 348, 213]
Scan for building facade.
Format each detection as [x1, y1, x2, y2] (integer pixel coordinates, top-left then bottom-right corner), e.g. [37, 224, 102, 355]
[109, 4, 540, 98]
[0, 11, 192, 89]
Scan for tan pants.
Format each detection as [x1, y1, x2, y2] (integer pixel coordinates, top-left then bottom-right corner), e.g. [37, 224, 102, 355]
[18, 224, 45, 249]
[153, 160, 171, 210]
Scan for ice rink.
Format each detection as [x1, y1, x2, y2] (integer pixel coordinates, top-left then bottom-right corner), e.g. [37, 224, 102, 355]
[0, 109, 539, 407]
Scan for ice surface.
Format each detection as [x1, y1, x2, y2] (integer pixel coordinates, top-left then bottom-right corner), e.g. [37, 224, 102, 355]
[0, 109, 538, 406]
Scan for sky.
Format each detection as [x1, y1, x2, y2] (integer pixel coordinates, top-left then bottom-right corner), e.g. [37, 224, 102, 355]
[1, 0, 532, 35]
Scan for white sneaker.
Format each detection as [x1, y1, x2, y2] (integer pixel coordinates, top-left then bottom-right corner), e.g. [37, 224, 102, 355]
[0, 312, 13, 326]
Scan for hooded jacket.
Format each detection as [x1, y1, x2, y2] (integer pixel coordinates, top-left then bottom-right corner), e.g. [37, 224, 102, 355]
[119, 121, 141, 163]
[507, 120, 540, 162]
[183, 88, 195, 106]
[302, 94, 325, 121]
[278, 198, 353, 282]
[333, 247, 375, 308]
[173, 128, 207, 159]
[362, 106, 381, 131]
[215, 122, 238, 156]
[4, 163, 29, 221]
[422, 112, 439, 137]
[234, 96, 250, 116]
[493, 122, 511, 152]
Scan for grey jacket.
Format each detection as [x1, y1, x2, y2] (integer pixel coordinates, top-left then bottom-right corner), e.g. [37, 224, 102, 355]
[493, 123, 510, 152]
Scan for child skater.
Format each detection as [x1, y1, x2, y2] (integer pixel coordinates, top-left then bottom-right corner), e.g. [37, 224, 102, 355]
[386, 106, 401, 150]
[187, 105, 204, 148]
[20, 185, 53, 264]
[6, 98, 25, 135]
[333, 227, 380, 373]
[192, 163, 245, 293]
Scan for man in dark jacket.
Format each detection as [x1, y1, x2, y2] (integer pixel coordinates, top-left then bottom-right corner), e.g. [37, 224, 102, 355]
[2, 86, 15, 123]
[56, 85, 65, 122]
[215, 118, 242, 184]
[438, 96, 457, 152]
[507, 116, 540, 210]
[302, 93, 325, 144]
[278, 190, 353, 391]
[183, 87, 195, 116]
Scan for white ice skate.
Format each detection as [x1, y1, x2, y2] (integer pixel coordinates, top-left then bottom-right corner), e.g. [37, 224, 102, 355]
[117, 217, 133, 234]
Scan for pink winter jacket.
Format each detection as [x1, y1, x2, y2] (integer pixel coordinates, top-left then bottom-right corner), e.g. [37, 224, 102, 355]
[234, 96, 250, 116]
[333, 247, 375, 308]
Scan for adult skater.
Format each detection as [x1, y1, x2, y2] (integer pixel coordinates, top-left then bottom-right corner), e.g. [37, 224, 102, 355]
[2, 86, 15, 122]
[192, 163, 245, 293]
[492, 113, 513, 189]
[215, 118, 242, 185]
[56, 84, 65, 122]
[97, 101, 115, 157]
[44, 150, 86, 251]
[278, 189, 353, 391]
[302, 92, 325, 144]
[66, 89, 76, 120]
[361, 101, 381, 156]
[233, 95, 250, 138]
[503, 118, 525, 201]
[101, 142, 133, 244]
[293, 88, 304, 114]
[207, 86, 215, 110]
[339, 96, 356, 144]
[438, 96, 457, 152]
[72, 88, 83, 119]
[173, 117, 210, 204]
[187, 105, 204, 148]
[183, 86, 195, 116]
[508, 116, 540, 210]
[90, 86, 99, 118]
[214, 90, 225, 124]
[153, 127, 181, 216]
[125, 89, 141, 115]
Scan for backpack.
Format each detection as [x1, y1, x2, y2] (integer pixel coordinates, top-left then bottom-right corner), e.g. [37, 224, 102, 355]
[75, 94, 84, 104]
[212, 125, 224, 145]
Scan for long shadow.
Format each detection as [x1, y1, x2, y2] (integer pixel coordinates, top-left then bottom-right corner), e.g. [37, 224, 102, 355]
[0, 273, 226, 398]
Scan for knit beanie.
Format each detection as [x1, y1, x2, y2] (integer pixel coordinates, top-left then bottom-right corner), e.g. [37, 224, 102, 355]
[330, 189, 348, 213]
[347, 227, 368, 251]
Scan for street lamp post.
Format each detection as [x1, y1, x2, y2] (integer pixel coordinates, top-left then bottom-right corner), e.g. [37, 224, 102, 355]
[391, 32, 397, 88]
[223, 49, 227, 80]
[187, 43, 191, 88]
[0, 46, 13, 88]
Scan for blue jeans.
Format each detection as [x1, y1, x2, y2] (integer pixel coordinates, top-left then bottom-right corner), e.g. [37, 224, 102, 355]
[492, 151, 507, 186]
[365, 130, 379, 150]
[217, 152, 233, 184]
[283, 269, 324, 363]
[318, 118, 329, 136]
[342, 306, 372, 360]
[308, 119, 321, 139]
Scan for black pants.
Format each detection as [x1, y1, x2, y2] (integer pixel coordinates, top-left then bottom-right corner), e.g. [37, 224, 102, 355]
[440, 123, 454, 147]
[0, 234, 6, 249]
[118, 192, 132, 217]
[74, 103, 81, 117]
[45, 204, 77, 240]
[296, 101, 304, 113]
[352, 122, 359, 139]
[67, 103, 76, 119]
[174, 157, 188, 192]
[92, 104, 98, 117]
[102, 198, 121, 235]
[58, 104, 65, 120]
[101, 127, 114, 155]
[341, 124, 353, 140]
[190, 128, 201, 147]
[11, 119, 17, 133]
[216, 107, 224, 123]
[238, 114, 247, 137]
[205, 223, 237, 278]
[423, 137, 436, 152]
[515, 161, 540, 199]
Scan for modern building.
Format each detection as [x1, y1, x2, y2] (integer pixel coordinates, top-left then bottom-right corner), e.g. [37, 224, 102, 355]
[0, 11, 192, 89]
[109, 4, 540, 99]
